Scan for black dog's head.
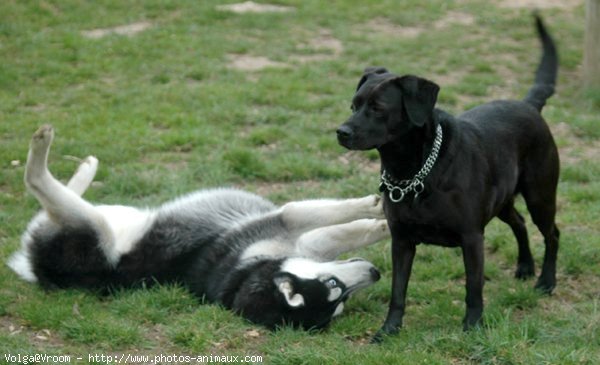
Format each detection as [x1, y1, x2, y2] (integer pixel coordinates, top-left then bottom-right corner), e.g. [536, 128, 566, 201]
[225, 258, 380, 330]
[337, 67, 440, 150]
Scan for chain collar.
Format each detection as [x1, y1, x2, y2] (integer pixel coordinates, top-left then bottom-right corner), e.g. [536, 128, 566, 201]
[379, 124, 443, 203]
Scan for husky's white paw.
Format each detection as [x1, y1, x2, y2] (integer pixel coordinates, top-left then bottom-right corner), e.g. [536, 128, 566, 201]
[26, 125, 55, 183]
[30, 124, 54, 152]
[79, 156, 99, 175]
[365, 219, 390, 243]
[373, 219, 389, 234]
[364, 194, 385, 219]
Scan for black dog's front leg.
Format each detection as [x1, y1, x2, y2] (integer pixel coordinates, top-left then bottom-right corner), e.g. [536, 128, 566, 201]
[461, 233, 485, 330]
[373, 237, 416, 343]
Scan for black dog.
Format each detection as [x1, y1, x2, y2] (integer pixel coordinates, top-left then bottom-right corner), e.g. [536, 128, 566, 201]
[337, 16, 560, 339]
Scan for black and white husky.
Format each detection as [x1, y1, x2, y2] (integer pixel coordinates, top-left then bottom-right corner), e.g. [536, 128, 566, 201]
[8, 125, 389, 330]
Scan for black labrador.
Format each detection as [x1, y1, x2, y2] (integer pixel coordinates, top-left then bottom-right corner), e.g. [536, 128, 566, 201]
[337, 16, 560, 340]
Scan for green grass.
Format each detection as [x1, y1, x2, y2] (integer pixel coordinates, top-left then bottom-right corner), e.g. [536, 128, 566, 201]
[1, 1, 599, 364]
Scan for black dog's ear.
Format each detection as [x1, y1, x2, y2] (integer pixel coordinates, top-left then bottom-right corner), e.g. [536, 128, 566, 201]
[356, 67, 389, 91]
[396, 75, 440, 127]
[364, 67, 388, 74]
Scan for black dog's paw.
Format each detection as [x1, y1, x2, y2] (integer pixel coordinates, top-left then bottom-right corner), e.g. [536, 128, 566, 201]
[462, 308, 484, 331]
[515, 262, 535, 280]
[371, 324, 400, 344]
[534, 277, 556, 295]
[462, 319, 484, 332]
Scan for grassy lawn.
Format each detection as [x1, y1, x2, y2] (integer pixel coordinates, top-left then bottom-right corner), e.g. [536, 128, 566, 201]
[1, 0, 599, 364]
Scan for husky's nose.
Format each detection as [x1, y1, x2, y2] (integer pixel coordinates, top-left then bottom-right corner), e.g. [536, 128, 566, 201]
[370, 267, 381, 281]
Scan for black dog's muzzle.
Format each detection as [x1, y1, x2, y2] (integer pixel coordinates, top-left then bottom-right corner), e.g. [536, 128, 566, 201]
[336, 124, 354, 148]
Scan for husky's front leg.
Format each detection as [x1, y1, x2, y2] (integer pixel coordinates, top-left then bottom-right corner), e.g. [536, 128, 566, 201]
[295, 219, 390, 261]
[281, 195, 385, 234]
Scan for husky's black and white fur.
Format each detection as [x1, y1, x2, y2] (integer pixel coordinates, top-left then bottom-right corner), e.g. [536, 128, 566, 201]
[8, 125, 389, 330]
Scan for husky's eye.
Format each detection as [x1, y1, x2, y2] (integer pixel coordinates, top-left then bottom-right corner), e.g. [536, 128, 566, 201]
[325, 278, 338, 288]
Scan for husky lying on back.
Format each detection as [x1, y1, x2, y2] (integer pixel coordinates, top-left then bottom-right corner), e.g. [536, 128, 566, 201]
[8, 125, 389, 330]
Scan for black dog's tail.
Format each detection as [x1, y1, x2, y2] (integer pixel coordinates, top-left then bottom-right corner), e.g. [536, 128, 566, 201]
[523, 15, 558, 112]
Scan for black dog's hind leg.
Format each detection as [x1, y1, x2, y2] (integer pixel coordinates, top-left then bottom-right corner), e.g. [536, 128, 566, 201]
[373, 236, 416, 343]
[535, 222, 559, 294]
[524, 193, 559, 294]
[497, 203, 535, 279]
[521, 153, 560, 294]
[461, 233, 485, 331]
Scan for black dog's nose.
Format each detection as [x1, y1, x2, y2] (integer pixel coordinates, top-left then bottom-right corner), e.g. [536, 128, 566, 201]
[370, 267, 381, 281]
[336, 125, 353, 140]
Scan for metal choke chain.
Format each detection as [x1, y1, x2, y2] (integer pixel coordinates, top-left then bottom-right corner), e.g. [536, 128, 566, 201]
[380, 124, 443, 203]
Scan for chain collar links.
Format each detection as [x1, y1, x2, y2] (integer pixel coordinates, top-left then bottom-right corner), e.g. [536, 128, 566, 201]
[379, 124, 443, 203]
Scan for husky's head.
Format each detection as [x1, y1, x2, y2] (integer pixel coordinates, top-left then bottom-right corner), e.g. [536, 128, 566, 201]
[225, 257, 380, 330]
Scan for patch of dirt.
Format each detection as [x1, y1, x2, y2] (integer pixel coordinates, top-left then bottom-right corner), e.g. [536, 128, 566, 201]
[226, 54, 289, 71]
[309, 31, 344, 54]
[39, 1, 61, 17]
[539, 274, 600, 317]
[0, 315, 66, 348]
[365, 17, 422, 38]
[291, 29, 344, 63]
[143, 323, 176, 350]
[433, 11, 476, 29]
[365, 11, 475, 39]
[81, 21, 152, 39]
[498, 0, 583, 9]
[549, 122, 600, 165]
[487, 63, 520, 100]
[228, 28, 344, 70]
[434, 70, 469, 87]
[216, 1, 294, 13]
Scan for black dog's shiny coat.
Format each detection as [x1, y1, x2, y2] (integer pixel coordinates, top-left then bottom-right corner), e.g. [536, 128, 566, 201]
[337, 16, 560, 338]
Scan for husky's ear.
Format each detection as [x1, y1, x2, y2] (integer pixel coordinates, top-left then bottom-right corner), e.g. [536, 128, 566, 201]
[356, 67, 389, 91]
[274, 275, 305, 308]
[396, 75, 440, 127]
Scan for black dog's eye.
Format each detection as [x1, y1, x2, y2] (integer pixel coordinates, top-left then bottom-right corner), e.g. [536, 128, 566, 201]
[325, 278, 337, 288]
[350, 104, 357, 113]
[369, 102, 385, 114]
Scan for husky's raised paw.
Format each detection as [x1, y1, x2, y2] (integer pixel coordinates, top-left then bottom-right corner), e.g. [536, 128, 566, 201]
[78, 156, 99, 175]
[365, 194, 385, 219]
[30, 124, 54, 152]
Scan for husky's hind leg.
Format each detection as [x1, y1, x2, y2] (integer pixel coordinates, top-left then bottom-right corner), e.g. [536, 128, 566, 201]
[24, 125, 113, 243]
[295, 219, 390, 261]
[281, 195, 385, 234]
